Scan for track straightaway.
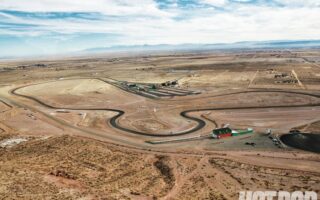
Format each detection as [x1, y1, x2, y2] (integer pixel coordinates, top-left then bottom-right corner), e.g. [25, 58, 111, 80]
[10, 78, 320, 137]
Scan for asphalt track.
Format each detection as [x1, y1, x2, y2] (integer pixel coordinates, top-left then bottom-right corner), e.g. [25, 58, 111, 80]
[11, 84, 205, 137]
[10, 78, 320, 137]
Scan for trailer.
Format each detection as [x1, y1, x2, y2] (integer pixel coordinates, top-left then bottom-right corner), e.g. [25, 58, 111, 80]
[213, 127, 253, 139]
[212, 127, 232, 139]
[231, 128, 253, 136]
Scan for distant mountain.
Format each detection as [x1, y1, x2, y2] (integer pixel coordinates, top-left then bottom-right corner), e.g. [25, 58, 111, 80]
[82, 40, 320, 53]
[2, 40, 320, 60]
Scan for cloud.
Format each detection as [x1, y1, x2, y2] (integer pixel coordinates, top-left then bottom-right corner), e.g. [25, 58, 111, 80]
[201, 0, 227, 7]
[0, 0, 173, 17]
[0, 0, 320, 56]
[273, 0, 320, 7]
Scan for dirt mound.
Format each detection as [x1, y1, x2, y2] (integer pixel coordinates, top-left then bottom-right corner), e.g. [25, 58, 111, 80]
[154, 155, 175, 187]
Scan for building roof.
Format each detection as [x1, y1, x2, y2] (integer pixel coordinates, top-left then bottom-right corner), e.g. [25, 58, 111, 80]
[212, 127, 232, 135]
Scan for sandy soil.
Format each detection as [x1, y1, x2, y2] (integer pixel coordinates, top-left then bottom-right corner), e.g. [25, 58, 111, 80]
[0, 49, 320, 199]
[0, 134, 319, 199]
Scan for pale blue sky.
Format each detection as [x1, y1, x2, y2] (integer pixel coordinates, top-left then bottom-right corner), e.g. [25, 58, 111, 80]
[0, 0, 320, 57]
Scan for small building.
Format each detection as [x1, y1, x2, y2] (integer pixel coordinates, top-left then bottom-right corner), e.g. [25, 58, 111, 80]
[56, 109, 70, 113]
[274, 73, 289, 78]
[149, 84, 157, 90]
[231, 128, 253, 136]
[136, 86, 145, 91]
[212, 127, 232, 139]
[127, 83, 137, 88]
[171, 80, 178, 85]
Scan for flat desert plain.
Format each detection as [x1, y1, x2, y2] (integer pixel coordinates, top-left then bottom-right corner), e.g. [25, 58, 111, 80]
[0, 49, 320, 199]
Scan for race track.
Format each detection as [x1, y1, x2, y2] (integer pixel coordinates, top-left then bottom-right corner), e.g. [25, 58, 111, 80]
[10, 78, 320, 137]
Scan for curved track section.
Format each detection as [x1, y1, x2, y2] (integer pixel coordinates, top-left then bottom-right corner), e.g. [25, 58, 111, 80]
[10, 79, 320, 137]
[11, 85, 205, 137]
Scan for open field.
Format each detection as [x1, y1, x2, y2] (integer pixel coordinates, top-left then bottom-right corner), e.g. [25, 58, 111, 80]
[1, 49, 320, 199]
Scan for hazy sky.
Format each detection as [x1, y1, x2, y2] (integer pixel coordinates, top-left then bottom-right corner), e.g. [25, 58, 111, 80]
[0, 0, 320, 57]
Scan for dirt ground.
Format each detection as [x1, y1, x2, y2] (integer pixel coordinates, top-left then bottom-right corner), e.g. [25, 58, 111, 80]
[0, 49, 320, 199]
[0, 134, 319, 200]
